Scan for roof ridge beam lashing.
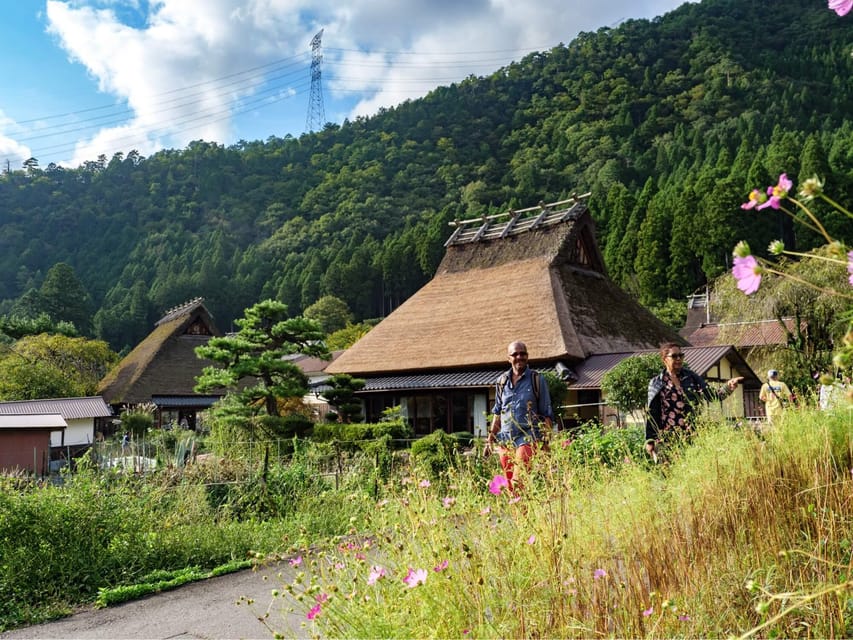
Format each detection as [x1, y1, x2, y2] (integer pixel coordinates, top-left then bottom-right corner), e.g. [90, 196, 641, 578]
[445, 194, 591, 247]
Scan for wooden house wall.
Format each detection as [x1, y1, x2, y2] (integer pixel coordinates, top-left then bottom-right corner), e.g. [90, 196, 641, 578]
[0, 429, 52, 475]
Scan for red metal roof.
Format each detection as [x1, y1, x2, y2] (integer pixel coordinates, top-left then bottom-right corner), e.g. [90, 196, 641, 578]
[570, 346, 759, 390]
[683, 318, 799, 348]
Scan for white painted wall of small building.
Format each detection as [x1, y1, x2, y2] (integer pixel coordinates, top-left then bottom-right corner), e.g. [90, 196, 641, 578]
[50, 418, 94, 447]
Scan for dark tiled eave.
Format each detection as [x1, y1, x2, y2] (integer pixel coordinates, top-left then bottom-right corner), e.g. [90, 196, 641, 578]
[151, 395, 222, 408]
[359, 369, 506, 392]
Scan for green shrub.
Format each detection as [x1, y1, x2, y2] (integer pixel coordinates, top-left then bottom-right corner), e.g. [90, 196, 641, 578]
[562, 421, 646, 469]
[119, 404, 155, 437]
[312, 419, 412, 449]
[410, 430, 459, 480]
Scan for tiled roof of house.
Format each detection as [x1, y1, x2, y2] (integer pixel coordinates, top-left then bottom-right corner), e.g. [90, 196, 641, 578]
[570, 345, 760, 390]
[0, 396, 112, 419]
[683, 318, 800, 348]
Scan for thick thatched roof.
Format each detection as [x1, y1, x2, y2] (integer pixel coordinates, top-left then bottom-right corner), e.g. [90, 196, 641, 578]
[327, 199, 682, 376]
[98, 298, 221, 405]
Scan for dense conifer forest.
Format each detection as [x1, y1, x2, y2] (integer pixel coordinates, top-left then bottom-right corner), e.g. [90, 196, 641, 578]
[0, 0, 851, 352]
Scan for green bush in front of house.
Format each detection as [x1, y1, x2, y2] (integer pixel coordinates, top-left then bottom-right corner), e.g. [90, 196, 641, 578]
[410, 429, 461, 480]
[311, 419, 412, 449]
[561, 420, 647, 470]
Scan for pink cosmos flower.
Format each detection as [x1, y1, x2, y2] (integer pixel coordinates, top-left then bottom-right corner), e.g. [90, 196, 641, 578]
[433, 559, 449, 572]
[527, 535, 536, 545]
[367, 565, 387, 585]
[679, 615, 692, 622]
[489, 474, 509, 495]
[306, 603, 321, 620]
[508, 496, 522, 504]
[403, 567, 428, 588]
[756, 173, 792, 210]
[847, 251, 853, 286]
[289, 555, 302, 567]
[419, 479, 431, 488]
[593, 568, 607, 580]
[732, 255, 762, 294]
[443, 496, 456, 508]
[480, 506, 491, 515]
[316, 593, 329, 604]
[643, 606, 654, 617]
[741, 188, 767, 210]
[829, 0, 852, 16]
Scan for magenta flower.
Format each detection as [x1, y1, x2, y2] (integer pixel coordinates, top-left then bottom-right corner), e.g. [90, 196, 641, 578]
[829, 0, 852, 16]
[489, 474, 509, 495]
[403, 567, 428, 587]
[289, 555, 302, 567]
[316, 592, 329, 604]
[306, 603, 321, 620]
[433, 559, 449, 572]
[741, 188, 767, 210]
[367, 565, 387, 585]
[643, 606, 654, 617]
[756, 173, 792, 210]
[527, 535, 536, 545]
[593, 568, 607, 580]
[847, 251, 853, 286]
[732, 255, 762, 294]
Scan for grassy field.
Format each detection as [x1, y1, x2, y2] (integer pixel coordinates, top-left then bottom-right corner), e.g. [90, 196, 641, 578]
[274, 407, 853, 639]
[2, 407, 852, 638]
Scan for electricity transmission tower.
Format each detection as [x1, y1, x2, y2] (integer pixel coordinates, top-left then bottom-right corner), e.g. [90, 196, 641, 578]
[305, 29, 325, 133]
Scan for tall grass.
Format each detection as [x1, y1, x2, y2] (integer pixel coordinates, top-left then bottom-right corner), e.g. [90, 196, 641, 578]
[0, 449, 373, 631]
[277, 407, 853, 638]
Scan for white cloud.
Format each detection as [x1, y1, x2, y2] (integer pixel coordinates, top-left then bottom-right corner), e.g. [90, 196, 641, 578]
[31, 0, 692, 166]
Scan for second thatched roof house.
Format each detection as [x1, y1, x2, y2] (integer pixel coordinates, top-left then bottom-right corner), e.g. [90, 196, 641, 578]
[326, 197, 756, 434]
[97, 298, 223, 431]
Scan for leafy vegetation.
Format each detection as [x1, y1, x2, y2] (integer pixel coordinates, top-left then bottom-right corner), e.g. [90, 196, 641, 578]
[194, 299, 328, 425]
[0, 333, 116, 400]
[600, 353, 662, 418]
[0, 0, 849, 352]
[277, 406, 853, 638]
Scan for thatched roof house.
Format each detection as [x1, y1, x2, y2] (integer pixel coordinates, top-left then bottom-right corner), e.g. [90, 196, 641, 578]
[97, 298, 222, 430]
[325, 197, 749, 434]
[328, 197, 680, 377]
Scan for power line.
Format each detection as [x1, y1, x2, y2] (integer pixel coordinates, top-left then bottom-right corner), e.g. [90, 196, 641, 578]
[9, 42, 551, 165]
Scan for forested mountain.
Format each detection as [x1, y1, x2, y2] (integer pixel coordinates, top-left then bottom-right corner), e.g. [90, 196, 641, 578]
[1, 0, 851, 352]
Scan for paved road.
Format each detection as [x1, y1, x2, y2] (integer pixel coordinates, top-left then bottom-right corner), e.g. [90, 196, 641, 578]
[1, 562, 307, 640]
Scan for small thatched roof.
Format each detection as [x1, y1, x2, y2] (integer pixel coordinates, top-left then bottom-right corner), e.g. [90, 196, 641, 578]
[98, 298, 221, 405]
[327, 199, 682, 376]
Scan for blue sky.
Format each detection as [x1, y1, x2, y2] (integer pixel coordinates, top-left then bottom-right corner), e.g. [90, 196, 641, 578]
[0, 0, 692, 169]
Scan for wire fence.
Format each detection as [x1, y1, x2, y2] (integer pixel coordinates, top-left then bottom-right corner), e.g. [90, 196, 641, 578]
[74, 435, 428, 490]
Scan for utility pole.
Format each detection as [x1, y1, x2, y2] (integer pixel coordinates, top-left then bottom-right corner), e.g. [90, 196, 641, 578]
[305, 29, 325, 133]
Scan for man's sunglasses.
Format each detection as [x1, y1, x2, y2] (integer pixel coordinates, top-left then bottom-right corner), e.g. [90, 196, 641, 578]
[666, 353, 684, 359]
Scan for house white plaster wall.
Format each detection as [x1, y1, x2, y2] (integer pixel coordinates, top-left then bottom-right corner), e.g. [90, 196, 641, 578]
[50, 418, 94, 447]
